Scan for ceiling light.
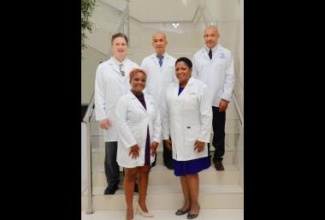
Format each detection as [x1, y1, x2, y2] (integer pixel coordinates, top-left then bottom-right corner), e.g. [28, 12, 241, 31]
[172, 23, 179, 28]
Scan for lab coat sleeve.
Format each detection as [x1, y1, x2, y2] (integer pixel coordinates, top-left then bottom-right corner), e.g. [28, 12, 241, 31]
[115, 97, 137, 148]
[191, 54, 199, 79]
[161, 88, 170, 140]
[152, 101, 161, 143]
[198, 86, 213, 143]
[221, 52, 235, 101]
[95, 65, 107, 121]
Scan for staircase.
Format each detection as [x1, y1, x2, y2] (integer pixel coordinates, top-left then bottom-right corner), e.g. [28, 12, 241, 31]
[81, 102, 243, 212]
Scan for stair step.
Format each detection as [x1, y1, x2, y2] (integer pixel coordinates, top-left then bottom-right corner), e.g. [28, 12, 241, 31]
[82, 184, 243, 210]
[91, 164, 239, 187]
[91, 151, 237, 174]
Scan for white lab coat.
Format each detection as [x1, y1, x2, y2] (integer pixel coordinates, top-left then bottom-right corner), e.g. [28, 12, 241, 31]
[140, 53, 177, 110]
[162, 77, 212, 161]
[192, 44, 235, 107]
[95, 57, 139, 141]
[115, 91, 161, 168]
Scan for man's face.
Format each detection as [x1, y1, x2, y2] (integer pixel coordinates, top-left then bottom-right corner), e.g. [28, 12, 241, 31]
[204, 27, 219, 49]
[152, 33, 167, 55]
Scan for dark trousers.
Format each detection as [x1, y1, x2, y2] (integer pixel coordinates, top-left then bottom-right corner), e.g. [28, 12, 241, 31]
[211, 106, 226, 162]
[104, 141, 120, 186]
[163, 138, 173, 164]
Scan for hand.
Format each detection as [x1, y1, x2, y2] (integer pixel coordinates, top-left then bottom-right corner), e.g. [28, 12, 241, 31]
[129, 144, 140, 159]
[219, 99, 229, 112]
[99, 118, 111, 130]
[150, 141, 159, 156]
[194, 140, 205, 153]
[163, 139, 172, 150]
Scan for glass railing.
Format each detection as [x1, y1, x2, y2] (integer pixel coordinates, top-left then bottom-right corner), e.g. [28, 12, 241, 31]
[82, 0, 130, 214]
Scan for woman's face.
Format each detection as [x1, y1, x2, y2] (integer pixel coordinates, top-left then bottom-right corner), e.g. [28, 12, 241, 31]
[175, 61, 191, 85]
[130, 72, 146, 92]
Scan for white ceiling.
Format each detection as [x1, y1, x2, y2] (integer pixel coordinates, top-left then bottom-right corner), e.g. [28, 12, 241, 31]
[85, 0, 203, 54]
[99, 0, 201, 23]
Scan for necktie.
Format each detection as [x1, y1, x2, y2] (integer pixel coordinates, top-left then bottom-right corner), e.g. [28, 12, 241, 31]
[157, 55, 163, 66]
[208, 49, 212, 60]
[119, 63, 125, 76]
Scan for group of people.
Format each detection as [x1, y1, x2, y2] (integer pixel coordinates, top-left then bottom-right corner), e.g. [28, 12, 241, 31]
[94, 25, 235, 220]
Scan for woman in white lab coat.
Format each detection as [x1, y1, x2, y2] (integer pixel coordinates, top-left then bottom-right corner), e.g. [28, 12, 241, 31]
[162, 57, 212, 219]
[116, 68, 161, 220]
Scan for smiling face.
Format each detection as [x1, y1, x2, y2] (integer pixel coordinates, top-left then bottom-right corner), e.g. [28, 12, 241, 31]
[204, 26, 219, 49]
[175, 61, 191, 88]
[111, 36, 128, 62]
[130, 70, 147, 94]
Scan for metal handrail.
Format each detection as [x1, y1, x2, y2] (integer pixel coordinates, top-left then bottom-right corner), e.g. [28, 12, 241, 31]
[83, 2, 130, 214]
[231, 92, 244, 127]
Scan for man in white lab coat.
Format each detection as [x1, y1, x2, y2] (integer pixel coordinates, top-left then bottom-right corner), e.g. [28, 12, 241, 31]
[95, 33, 139, 194]
[141, 32, 177, 169]
[192, 25, 235, 171]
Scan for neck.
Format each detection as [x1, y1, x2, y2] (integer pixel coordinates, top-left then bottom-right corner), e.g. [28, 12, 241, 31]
[131, 89, 143, 96]
[115, 55, 126, 62]
[179, 80, 188, 88]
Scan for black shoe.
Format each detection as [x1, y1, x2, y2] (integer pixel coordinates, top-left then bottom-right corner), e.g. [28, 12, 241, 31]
[104, 183, 118, 195]
[175, 208, 190, 215]
[187, 212, 199, 219]
[214, 160, 224, 171]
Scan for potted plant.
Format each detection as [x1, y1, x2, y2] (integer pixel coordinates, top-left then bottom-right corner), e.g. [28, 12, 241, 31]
[81, 0, 96, 50]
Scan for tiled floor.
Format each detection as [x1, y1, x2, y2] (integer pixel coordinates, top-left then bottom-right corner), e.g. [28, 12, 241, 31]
[82, 209, 243, 220]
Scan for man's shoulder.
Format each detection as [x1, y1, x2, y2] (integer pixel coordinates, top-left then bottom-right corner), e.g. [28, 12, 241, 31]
[142, 54, 155, 61]
[125, 59, 139, 67]
[193, 47, 205, 57]
[216, 45, 232, 54]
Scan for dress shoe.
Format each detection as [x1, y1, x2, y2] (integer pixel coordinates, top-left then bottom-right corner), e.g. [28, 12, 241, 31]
[214, 160, 224, 171]
[136, 203, 153, 217]
[104, 183, 118, 195]
[175, 208, 190, 215]
[187, 212, 199, 219]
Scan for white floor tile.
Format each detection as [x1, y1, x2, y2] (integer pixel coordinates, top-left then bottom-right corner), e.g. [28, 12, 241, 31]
[82, 209, 243, 220]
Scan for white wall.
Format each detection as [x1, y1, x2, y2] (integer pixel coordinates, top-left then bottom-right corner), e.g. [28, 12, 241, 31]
[82, 46, 107, 104]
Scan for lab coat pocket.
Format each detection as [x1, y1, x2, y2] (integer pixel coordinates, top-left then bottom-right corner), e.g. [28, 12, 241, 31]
[185, 125, 200, 148]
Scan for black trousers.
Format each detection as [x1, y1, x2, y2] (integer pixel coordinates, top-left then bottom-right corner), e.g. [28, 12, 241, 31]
[104, 141, 120, 186]
[163, 138, 173, 164]
[211, 106, 226, 162]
